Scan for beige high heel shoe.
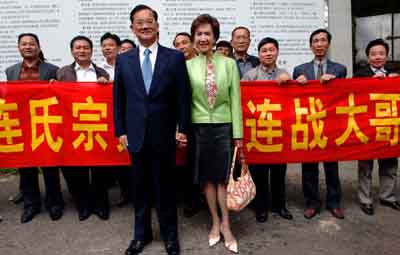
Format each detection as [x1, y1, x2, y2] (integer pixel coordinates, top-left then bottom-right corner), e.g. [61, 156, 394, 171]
[224, 239, 238, 253]
[208, 234, 221, 247]
[220, 226, 238, 253]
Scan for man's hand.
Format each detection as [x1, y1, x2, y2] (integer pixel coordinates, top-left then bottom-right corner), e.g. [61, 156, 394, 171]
[97, 76, 109, 84]
[276, 73, 290, 85]
[296, 74, 308, 85]
[176, 132, 188, 149]
[119, 135, 128, 150]
[388, 73, 399, 77]
[320, 74, 336, 84]
[373, 73, 386, 79]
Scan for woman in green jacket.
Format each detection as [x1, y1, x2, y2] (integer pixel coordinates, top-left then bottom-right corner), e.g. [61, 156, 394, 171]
[187, 14, 243, 253]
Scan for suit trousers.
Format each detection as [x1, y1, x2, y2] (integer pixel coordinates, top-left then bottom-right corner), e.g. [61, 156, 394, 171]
[302, 162, 342, 209]
[249, 164, 287, 213]
[358, 158, 398, 204]
[20, 167, 64, 209]
[62, 167, 109, 210]
[130, 142, 178, 242]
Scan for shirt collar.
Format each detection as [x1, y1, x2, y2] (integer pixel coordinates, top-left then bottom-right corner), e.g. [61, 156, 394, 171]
[260, 64, 277, 74]
[313, 57, 327, 65]
[370, 65, 387, 74]
[22, 59, 41, 69]
[234, 53, 249, 62]
[74, 62, 95, 72]
[139, 41, 158, 56]
[101, 60, 114, 69]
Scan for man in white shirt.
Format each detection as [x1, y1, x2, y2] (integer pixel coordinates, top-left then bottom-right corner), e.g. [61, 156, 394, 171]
[57, 35, 110, 222]
[99, 32, 121, 81]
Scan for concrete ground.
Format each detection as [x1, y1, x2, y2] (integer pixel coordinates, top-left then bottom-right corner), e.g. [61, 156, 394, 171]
[1, 161, 400, 255]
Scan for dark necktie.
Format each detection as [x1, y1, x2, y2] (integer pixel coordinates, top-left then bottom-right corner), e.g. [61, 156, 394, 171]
[317, 63, 323, 80]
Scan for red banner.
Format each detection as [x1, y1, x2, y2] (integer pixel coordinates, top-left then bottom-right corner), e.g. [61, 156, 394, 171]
[241, 77, 400, 164]
[1, 78, 400, 168]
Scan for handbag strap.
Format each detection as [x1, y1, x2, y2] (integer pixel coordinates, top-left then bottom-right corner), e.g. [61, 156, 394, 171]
[229, 146, 238, 181]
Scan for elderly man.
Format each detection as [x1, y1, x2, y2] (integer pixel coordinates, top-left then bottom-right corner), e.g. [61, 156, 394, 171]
[230, 26, 259, 77]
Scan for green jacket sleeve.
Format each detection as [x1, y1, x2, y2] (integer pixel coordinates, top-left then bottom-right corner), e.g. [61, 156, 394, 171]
[229, 59, 243, 139]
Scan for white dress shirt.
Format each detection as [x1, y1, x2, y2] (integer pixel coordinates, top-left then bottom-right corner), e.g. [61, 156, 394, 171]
[139, 42, 158, 72]
[74, 63, 97, 82]
[99, 61, 115, 81]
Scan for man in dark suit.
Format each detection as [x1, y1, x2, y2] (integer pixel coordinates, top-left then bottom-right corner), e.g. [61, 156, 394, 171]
[293, 29, 347, 220]
[57, 35, 110, 222]
[113, 5, 190, 255]
[6, 33, 64, 223]
[354, 38, 400, 215]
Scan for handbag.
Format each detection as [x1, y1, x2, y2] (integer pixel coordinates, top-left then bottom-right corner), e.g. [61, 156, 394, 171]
[226, 146, 256, 211]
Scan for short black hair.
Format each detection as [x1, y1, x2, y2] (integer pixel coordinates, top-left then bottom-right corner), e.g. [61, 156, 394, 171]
[130, 4, 158, 24]
[231, 26, 250, 39]
[173, 32, 192, 46]
[120, 39, 136, 48]
[100, 32, 121, 46]
[70, 35, 93, 50]
[258, 37, 279, 52]
[309, 28, 332, 45]
[365, 38, 389, 56]
[18, 33, 40, 47]
[216, 40, 233, 50]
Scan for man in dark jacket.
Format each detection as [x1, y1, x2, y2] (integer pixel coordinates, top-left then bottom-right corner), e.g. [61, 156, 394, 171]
[354, 38, 400, 215]
[57, 35, 110, 222]
[6, 33, 64, 223]
[293, 29, 347, 220]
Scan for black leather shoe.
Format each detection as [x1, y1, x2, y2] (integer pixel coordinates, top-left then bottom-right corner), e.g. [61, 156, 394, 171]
[125, 239, 152, 255]
[93, 208, 110, 220]
[21, 207, 41, 223]
[10, 191, 23, 204]
[272, 207, 293, 220]
[78, 207, 91, 221]
[380, 200, 400, 211]
[48, 206, 63, 221]
[255, 211, 268, 223]
[165, 240, 180, 255]
[360, 203, 374, 215]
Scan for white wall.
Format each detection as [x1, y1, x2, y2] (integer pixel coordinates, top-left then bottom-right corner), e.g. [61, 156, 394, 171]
[328, 0, 353, 76]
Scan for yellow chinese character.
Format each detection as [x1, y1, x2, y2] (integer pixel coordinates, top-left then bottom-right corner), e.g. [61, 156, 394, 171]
[246, 99, 283, 152]
[335, 93, 368, 146]
[72, 96, 108, 151]
[0, 99, 23, 152]
[291, 97, 328, 150]
[369, 93, 400, 146]
[30, 97, 63, 152]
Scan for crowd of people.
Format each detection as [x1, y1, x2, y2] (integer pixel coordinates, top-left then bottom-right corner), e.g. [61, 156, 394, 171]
[1, 4, 400, 255]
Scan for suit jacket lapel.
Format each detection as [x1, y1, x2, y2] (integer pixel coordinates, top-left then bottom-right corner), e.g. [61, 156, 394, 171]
[127, 48, 147, 95]
[149, 45, 168, 96]
[306, 61, 315, 80]
[39, 62, 48, 80]
[326, 59, 335, 75]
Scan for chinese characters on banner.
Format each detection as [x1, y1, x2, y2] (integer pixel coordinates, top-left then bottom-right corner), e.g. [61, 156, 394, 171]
[241, 77, 400, 164]
[1, 78, 400, 168]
